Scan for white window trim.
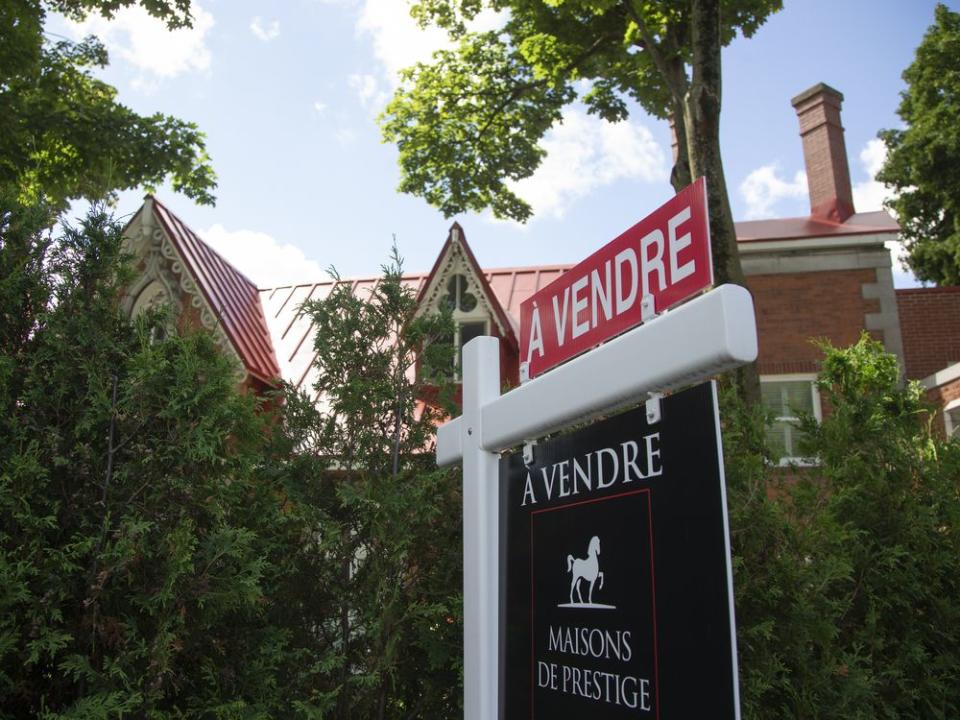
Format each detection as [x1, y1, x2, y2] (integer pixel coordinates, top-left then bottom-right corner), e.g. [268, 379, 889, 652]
[453, 318, 491, 379]
[944, 398, 960, 438]
[760, 373, 822, 466]
[441, 271, 492, 380]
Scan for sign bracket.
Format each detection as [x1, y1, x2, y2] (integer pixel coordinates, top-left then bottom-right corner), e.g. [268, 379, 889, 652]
[640, 293, 657, 323]
[522, 439, 537, 466]
[640, 294, 663, 423]
[520, 361, 537, 465]
[646, 392, 664, 424]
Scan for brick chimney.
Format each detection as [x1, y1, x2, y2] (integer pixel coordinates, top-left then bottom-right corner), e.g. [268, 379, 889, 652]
[791, 83, 855, 223]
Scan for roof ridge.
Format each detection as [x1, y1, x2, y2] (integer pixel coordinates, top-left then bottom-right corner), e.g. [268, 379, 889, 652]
[258, 272, 429, 292]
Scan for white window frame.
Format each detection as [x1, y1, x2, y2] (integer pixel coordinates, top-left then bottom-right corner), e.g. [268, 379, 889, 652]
[453, 318, 491, 379]
[442, 272, 491, 380]
[944, 398, 960, 438]
[760, 373, 822, 466]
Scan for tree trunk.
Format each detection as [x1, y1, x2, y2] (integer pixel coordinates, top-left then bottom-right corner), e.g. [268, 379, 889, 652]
[377, 680, 388, 720]
[669, 103, 692, 192]
[336, 542, 352, 720]
[684, 0, 760, 405]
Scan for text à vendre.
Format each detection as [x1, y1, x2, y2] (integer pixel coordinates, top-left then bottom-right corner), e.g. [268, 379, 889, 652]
[520, 434, 662, 507]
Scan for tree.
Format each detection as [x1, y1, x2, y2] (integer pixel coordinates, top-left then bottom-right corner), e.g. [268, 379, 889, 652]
[878, 4, 960, 286]
[380, 0, 781, 291]
[381, 0, 781, 404]
[265, 252, 463, 719]
[0, 196, 317, 717]
[0, 1, 216, 211]
[724, 335, 960, 718]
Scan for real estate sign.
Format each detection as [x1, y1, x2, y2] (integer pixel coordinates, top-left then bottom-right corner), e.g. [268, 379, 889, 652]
[519, 178, 712, 379]
[499, 382, 739, 719]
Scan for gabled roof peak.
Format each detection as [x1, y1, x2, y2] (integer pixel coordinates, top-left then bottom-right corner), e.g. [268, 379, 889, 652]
[417, 222, 519, 350]
[131, 197, 281, 386]
[447, 221, 466, 244]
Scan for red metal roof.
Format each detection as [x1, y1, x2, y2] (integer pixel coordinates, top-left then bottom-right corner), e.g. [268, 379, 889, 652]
[241, 211, 911, 390]
[258, 211, 903, 388]
[260, 265, 574, 390]
[735, 210, 899, 243]
[259, 275, 428, 394]
[150, 198, 282, 385]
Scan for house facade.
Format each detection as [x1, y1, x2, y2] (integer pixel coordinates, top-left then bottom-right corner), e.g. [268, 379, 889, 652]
[120, 83, 960, 442]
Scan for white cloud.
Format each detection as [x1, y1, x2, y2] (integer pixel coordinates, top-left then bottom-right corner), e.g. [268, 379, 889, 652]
[66, 4, 214, 80]
[357, 0, 451, 82]
[250, 16, 280, 42]
[844, 138, 910, 278]
[741, 139, 896, 220]
[852, 138, 893, 213]
[739, 165, 808, 220]
[356, 0, 502, 86]
[348, 72, 386, 108]
[313, 100, 328, 116]
[201, 225, 325, 288]
[499, 111, 666, 222]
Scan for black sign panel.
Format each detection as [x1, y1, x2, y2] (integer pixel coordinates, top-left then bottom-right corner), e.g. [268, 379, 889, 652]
[499, 381, 738, 719]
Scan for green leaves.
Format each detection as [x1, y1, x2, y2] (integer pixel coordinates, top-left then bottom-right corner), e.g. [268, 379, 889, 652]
[270, 245, 463, 717]
[725, 335, 960, 719]
[878, 4, 960, 285]
[0, 1, 216, 212]
[383, 32, 572, 221]
[0, 197, 309, 717]
[49, 0, 194, 29]
[382, 0, 781, 222]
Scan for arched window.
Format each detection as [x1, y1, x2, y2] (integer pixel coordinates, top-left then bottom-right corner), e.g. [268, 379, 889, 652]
[443, 273, 489, 376]
[131, 279, 169, 316]
[131, 280, 172, 341]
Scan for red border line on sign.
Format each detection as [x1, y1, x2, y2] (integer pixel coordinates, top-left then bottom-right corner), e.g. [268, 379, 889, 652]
[646, 489, 661, 720]
[528, 488, 660, 718]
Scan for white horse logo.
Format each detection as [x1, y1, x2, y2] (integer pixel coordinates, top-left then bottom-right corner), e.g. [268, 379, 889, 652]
[565, 535, 608, 607]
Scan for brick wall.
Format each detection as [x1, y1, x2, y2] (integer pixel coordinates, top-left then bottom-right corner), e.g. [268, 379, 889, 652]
[747, 268, 879, 374]
[933, 376, 960, 406]
[896, 287, 960, 380]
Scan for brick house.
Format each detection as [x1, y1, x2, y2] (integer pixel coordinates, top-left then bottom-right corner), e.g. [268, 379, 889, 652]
[120, 83, 959, 447]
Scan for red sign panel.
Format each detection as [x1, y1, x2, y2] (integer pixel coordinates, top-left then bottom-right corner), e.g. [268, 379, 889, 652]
[520, 178, 712, 378]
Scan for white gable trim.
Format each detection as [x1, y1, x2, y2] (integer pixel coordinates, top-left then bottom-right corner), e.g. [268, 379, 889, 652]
[416, 228, 509, 337]
[122, 201, 245, 380]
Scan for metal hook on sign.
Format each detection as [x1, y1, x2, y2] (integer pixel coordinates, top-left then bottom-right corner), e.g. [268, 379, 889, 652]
[646, 392, 663, 425]
[523, 439, 537, 466]
[640, 294, 657, 323]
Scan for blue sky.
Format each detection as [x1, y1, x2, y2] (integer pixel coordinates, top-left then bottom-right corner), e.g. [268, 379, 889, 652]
[49, 0, 955, 288]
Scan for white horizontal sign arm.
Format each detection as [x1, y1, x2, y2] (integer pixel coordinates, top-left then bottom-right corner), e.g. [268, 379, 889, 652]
[437, 283, 758, 465]
[482, 283, 755, 451]
[436, 416, 462, 467]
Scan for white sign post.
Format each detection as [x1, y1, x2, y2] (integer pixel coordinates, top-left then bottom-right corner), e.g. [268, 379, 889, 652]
[438, 283, 758, 720]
